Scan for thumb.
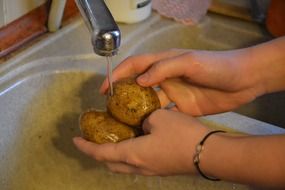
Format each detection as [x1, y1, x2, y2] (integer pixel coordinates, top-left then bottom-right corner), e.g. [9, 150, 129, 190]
[137, 53, 190, 87]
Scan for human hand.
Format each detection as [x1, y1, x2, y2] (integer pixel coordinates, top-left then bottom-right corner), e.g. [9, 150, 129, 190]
[100, 49, 265, 116]
[74, 109, 285, 187]
[73, 109, 210, 176]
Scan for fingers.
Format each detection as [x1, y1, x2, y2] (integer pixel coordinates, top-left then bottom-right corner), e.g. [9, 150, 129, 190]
[99, 55, 152, 94]
[170, 106, 179, 112]
[105, 162, 155, 175]
[156, 89, 171, 108]
[73, 136, 150, 165]
[159, 78, 203, 116]
[105, 162, 141, 174]
[137, 53, 190, 87]
[157, 91, 178, 111]
[142, 109, 164, 134]
[99, 50, 185, 94]
[73, 137, 156, 175]
[73, 137, 126, 162]
[142, 117, 152, 135]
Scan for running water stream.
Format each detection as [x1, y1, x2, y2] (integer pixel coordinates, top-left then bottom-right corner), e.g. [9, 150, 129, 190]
[106, 56, 113, 96]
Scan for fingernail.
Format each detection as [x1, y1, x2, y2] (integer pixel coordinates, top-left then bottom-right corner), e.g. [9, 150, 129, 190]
[138, 73, 149, 84]
[73, 137, 82, 143]
[99, 89, 104, 95]
[99, 89, 107, 95]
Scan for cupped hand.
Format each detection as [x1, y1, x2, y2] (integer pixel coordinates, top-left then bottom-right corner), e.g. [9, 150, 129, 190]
[100, 49, 265, 116]
[73, 109, 210, 176]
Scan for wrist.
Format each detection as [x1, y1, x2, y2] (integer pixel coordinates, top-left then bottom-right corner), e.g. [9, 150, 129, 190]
[233, 47, 268, 98]
[183, 122, 211, 175]
[194, 131, 225, 179]
[244, 37, 285, 94]
[195, 132, 243, 181]
[193, 130, 226, 181]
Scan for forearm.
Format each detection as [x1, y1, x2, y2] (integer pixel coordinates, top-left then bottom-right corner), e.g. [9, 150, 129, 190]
[244, 36, 285, 94]
[201, 133, 285, 188]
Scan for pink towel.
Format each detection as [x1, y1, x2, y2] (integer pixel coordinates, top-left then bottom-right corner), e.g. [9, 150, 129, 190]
[152, 0, 211, 25]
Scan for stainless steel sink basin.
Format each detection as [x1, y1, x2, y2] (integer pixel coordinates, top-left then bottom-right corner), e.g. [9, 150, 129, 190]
[0, 13, 284, 189]
[235, 92, 285, 128]
[131, 13, 270, 54]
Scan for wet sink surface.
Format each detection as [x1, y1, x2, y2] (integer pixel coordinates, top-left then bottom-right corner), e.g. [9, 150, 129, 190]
[130, 13, 270, 54]
[1, 13, 284, 189]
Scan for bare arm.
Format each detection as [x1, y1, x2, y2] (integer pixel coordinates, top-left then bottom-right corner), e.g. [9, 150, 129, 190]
[202, 133, 285, 188]
[245, 36, 285, 93]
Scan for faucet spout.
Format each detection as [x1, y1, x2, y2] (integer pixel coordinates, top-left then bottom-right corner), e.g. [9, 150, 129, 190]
[75, 0, 121, 56]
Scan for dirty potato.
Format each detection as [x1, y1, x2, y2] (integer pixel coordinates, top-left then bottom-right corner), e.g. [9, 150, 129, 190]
[80, 110, 136, 144]
[107, 78, 161, 127]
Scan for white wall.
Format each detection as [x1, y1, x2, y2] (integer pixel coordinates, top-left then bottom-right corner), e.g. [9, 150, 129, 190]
[0, 0, 46, 27]
[0, 0, 4, 27]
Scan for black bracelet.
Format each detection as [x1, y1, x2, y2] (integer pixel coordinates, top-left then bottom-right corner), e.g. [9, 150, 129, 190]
[193, 130, 226, 181]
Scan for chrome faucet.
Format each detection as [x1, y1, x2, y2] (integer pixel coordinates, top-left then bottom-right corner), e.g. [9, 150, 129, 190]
[75, 0, 121, 56]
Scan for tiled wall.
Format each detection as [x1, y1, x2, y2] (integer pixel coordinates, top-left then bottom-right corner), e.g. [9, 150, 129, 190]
[0, 0, 46, 27]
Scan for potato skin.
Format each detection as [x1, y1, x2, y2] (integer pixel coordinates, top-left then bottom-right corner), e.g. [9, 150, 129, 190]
[107, 78, 161, 127]
[80, 110, 136, 144]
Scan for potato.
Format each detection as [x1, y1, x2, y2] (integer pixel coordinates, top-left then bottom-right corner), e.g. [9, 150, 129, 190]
[80, 110, 136, 144]
[79, 78, 160, 144]
[107, 78, 161, 127]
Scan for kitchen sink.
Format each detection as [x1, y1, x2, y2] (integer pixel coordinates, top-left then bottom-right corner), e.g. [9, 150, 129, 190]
[234, 92, 285, 128]
[131, 13, 270, 54]
[0, 13, 284, 190]
[0, 56, 253, 190]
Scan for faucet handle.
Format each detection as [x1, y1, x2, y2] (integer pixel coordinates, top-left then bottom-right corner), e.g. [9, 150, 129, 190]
[75, 0, 121, 56]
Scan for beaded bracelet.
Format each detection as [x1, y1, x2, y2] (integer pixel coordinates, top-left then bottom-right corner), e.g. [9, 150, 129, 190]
[193, 130, 226, 181]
